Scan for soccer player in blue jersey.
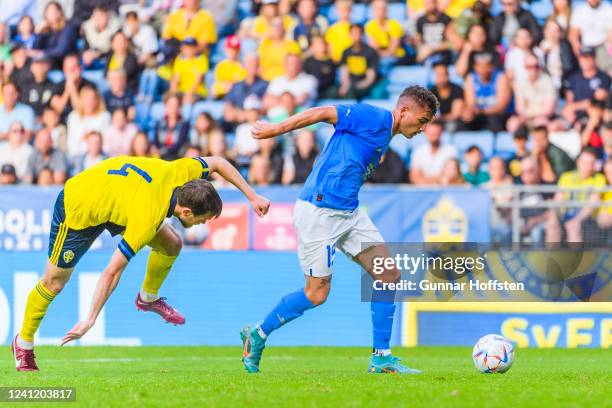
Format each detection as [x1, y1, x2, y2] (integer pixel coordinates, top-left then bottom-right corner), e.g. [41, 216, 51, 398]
[240, 86, 439, 374]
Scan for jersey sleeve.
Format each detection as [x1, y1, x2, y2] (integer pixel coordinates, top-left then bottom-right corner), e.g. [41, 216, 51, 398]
[193, 157, 210, 179]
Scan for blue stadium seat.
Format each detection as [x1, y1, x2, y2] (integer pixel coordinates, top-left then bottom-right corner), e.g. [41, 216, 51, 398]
[452, 130, 495, 158]
[528, 1, 553, 24]
[387, 66, 429, 95]
[389, 136, 410, 160]
[316, 122, 335, 145]
[149, 101, 166, 123]
[317, 99, 357, 107]
[82, 70, 109, 94]
[494, 132, 515, 159]
[366, 2, 407, 21]
[326, 3, 368, 24]
[48, 70, 64, 84]
[191, 100, 226, 121]
[448, 65, 464, 86]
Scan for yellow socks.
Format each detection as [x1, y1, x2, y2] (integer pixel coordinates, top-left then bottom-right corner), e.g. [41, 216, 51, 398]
[20, 281, 56, 344]
[141, 250, 177, 302]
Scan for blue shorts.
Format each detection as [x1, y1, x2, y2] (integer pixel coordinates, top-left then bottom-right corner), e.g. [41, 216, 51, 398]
[48, 190, 125, 268]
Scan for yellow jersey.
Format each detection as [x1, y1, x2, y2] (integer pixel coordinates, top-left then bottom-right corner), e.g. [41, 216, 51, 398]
[365, 19, 406, 57]
[258, 38, 301, 81]
[162, 8, 217, 45]
[557, 170, 606, 218]
[325, 21, 352, 63]
[172, 54, 210, 97]
[212, 59, 247, 98]
[63, 156, 210, 258]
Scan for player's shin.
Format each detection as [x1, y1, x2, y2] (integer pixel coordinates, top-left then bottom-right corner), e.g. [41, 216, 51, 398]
[19, 281, 56, 349]
[141, 250, 177, 302]
[259, 288, 315, 337]
[370, 288, 396, 356]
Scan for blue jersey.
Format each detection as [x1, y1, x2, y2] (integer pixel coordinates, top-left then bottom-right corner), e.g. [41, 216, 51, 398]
[299, 104, 394, 210]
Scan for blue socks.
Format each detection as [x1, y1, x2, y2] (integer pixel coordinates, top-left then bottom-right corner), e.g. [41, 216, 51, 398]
[371, 289, 396, 351]
[260, 288, 315, 336]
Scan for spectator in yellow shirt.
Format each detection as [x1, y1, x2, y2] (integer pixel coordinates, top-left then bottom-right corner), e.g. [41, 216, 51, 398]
[244, 0, 295, 41]
[258, 17, 301, 81]
[546, 148, 607, 243]
[597, 157, 612, 229]
[365, 0, 406, 74]
[162, 0, 217, 55]
[211, 36, 247, 100]
[170, 38, 209, 105]
[325, 0, 353, 63]
[407, 0, 477, 19]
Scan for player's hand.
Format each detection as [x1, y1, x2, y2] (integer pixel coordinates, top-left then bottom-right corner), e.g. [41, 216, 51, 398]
[61, 320, 94, 346]
[252, 121, 281, 139]
[250, 194, 271, 218]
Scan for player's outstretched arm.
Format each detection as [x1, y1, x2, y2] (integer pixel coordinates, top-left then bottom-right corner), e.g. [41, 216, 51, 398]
[251, 106, 338, 139]
[61, 249, 129, 345]
[203, 156, 270, 218]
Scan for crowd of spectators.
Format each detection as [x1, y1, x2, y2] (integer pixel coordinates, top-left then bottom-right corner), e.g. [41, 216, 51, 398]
[0, 0, 611, 243]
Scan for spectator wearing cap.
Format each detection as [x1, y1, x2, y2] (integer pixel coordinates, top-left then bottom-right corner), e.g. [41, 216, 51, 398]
[224, 54, 268, 129]
[265, 54, 317, 109]
[150, 93, 189, 161]
[169, 37, 209, 105]
[7, 43, 33, 91]
[504, 28, 544, 83]
[461, 51, 511, 132]
[14, 15, 38, 50]
[303, 35, 337, 99]
[568, 0, 612, 53]
[489, 0, 541, 48]
[0, 163, 17, 185]
[0, 121, 34, 180]
[325, 0, 353, 64]
[31, 1, 78, 70]
[102, 108, 138, 157]
[282, 129, 318, 184]
[546, 148, 606, 243]
[66, 85, 111, 158]
[211, 35, 247, 100]
[123, 11, 159, 68]
[103, 69, 136, 120]
[72, 130, 108, 175]
[21, 54, 60, 118]
[415, 0, 458, 66]
[365, 0, 406, 73]
[258, 16, 301, 82]
[507, 54, 557, 133]
[455, 23, 501, 78]
[293, 0, 328, 53]
[429, 62, 464, 132]
[82, 6, 121, 69]
[23, 128, 68, 185]
[562, 46, 611, 127]
[104, 31, 140, 95]
[531, 125, 575, 184]
[463, 145, 490, 186]
[162, 0, 217, 57]
[232, 95, 263, 161]
[410, 119, 457, 185]
[338, 24, 380, 100]
[539, 19, 579, 91]
[50, 54, 96, 119]
[0, 83, 35, 141]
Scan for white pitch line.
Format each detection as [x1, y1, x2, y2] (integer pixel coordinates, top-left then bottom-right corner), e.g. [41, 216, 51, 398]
[44, 356, 297, 364]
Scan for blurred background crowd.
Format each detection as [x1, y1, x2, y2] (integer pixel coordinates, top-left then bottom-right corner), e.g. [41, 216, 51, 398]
[0, 0, 610, 243]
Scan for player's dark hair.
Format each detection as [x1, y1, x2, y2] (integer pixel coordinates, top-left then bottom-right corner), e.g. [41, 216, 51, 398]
[399, 86, 439, 118]
[177, 179, 223, 217]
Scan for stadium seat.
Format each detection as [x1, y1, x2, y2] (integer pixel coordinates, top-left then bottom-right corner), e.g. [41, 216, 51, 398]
[316, 122, 335, 145]
[326, 3, 368, 24]
[149, 102, 166, 123]
[191, 100, 226, 122]
[494, 132, 515, 159]
[386, 66, 429, 95]
[389, 135, 410, 160]
[317, 99, 357, 107]
[48, 70, 64, 84]
[448, 65, 464, 86]
[452, 131, 495, 158]
[82, 70, 109, 94]
[528, 1, 553, 24]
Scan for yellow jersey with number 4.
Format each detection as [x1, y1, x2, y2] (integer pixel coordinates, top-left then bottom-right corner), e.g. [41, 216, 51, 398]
[63, 156, 210, 256]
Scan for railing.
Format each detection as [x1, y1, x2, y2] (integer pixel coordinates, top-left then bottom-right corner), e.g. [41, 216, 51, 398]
[488, 185, 612, 243]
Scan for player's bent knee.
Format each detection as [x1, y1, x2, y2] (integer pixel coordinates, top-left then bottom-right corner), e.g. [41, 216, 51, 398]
[306, 290, 329, 306]
[163, 236, 183, 257]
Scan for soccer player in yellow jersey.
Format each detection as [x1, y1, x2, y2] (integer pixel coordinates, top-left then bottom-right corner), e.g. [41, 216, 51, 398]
[11, 155, 270, 371]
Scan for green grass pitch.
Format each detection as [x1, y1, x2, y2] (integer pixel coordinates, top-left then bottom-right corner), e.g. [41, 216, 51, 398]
[2, 346, 610, 407]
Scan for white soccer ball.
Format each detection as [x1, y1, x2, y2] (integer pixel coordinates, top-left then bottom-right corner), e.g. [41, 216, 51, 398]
[472, 334, 515, 374]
